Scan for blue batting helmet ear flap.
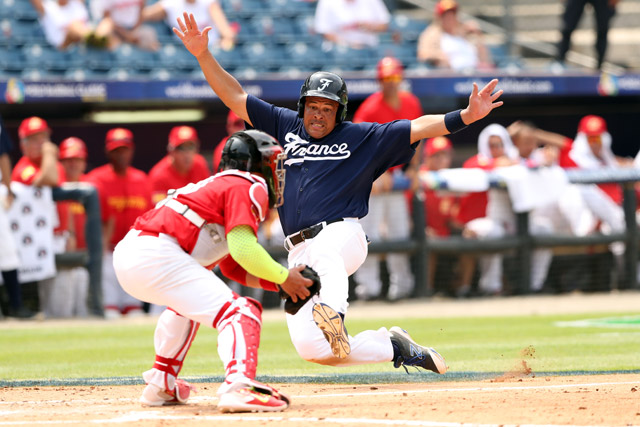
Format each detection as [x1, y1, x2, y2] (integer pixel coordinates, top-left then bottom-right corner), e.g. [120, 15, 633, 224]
[297, 71, 348, 123]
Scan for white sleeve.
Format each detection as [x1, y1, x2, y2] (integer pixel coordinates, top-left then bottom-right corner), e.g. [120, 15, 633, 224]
[314, 0, 336, 35]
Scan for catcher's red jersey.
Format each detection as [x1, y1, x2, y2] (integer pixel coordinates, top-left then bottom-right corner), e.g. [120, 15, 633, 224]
[133, 171, 269, 254]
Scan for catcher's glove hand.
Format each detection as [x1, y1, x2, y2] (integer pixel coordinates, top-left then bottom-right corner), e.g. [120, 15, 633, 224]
[279, 266, 321, 315]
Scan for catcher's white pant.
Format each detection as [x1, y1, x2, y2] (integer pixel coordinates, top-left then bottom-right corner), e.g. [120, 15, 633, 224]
[113, 229, 264, 393]
[285, 219, 395, 366]
[354, 192, 414, 300]
[102, 250, 142, 312]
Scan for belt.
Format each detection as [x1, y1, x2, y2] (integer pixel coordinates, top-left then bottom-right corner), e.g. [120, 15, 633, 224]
[284, 219, 344, 251]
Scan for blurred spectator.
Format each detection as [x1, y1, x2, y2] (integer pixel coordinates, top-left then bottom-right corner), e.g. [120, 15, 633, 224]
[417, 0, 493, 71]
[31, 0, 110, 50]
[556, 0, 619, 70]
[86, 128, 152, 319]
[0, 116, 35, 319]
[418, 137, 465, 296]
[212, 110, 245, 172]
[351, 57, 422, 301]
[148, 125, 211, 204]
[314, 0, 390, 49]
[91, 0, 160, 51]
[39, 137, 91, 318]
[11, 117, 67, 317]
[142, 0, 236, 50]
[459, 124, 518, 296]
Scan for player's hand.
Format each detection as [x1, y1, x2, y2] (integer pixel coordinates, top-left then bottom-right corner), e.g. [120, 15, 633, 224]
[279, 265, 313, 303]
[461, 79, 503, 125]
[173, 12, 211, 59]
[41, 141, 59, 158]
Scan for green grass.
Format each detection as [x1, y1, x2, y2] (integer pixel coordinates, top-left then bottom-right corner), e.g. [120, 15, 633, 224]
[1, 312, 638, 382]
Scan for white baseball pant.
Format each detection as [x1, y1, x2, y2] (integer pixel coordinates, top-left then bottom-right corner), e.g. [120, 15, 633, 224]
[284, 219, 395, 366]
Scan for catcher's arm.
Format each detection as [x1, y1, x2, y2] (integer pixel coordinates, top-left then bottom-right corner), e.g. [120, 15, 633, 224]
[222, 225, 311, 302]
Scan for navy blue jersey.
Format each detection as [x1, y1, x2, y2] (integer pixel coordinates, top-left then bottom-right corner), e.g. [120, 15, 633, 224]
[0, 116, 13, 156]
[246, 95, 415, 235]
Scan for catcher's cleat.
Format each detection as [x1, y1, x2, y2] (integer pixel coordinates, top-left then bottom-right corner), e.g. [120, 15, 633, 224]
[139, 379, 196, 406]
[218, 387, 289, 413]
[312, 302, 350, 359]
[389, 326, 447, 374]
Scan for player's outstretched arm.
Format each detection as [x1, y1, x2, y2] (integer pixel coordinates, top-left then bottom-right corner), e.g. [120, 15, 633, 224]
[173, 12, 250, 125]
[223, 226, 312, 302]
[410, 79, 503, 142]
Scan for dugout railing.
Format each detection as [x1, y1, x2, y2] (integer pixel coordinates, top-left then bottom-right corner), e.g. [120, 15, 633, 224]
[266, 168, 640, 298]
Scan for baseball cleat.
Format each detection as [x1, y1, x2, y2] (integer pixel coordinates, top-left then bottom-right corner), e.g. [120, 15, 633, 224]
[312, 302, 350, 359]
[139, 379, 195, 406]
[217, 387, 289, 413]
[389, 326, 447, 374]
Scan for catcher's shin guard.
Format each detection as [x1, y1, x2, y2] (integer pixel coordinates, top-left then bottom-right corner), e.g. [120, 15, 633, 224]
[215, 295, 263, 389]
[140, 309, 199, 406]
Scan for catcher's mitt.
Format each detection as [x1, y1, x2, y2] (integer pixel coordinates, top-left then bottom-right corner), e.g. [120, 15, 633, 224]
[279, 266, 321, 315]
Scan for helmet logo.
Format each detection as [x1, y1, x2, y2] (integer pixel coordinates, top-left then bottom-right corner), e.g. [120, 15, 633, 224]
[318, 78, 333, 91]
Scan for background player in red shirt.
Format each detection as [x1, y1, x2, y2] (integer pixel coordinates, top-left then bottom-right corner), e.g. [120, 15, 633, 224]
[86, 128, 152, 319]
[212, 110, 245, 172]
[113, 130, 311, 411]
[148, 125, 211, 204]
[351, 57, 424, 301]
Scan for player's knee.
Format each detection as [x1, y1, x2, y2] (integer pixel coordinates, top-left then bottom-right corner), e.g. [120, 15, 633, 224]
[290, 334, 337, 365]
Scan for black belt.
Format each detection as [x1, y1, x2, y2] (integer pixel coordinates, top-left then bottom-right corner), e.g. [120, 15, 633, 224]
[285, 219, 344, 249]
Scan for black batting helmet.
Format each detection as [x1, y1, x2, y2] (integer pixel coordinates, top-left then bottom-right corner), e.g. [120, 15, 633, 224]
[297, 71, 348, 123]
[220, 130, 286, 208]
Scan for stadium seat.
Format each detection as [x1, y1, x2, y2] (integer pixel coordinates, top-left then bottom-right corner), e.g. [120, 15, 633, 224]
[22, 44, 70, 73]
[4, 0, 39, 21]
[268, 0, 316, 17]
[159, 44, 199, 72]
[113, 45, 159, 72]
[242, 41, 286, 72]
[389, 14, 426, 43]
[7, 18, 46, 46]
[0, 46, 25, 75]
[79, 48, 115, 72]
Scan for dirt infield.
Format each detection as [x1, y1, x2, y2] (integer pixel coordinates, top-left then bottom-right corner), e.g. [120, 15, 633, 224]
[1, 374, 639, 426]
[1, 291, 639, 426]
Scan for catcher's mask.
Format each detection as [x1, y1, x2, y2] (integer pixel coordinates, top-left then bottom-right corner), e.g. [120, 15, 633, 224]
[297, 71, 348, 123]
[220, 129, 286, 208]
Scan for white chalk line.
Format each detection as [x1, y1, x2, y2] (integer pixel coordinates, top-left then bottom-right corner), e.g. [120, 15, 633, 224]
[0, 380, 638, 427]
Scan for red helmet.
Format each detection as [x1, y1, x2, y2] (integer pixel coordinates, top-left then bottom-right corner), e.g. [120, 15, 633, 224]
[59, 137, 88, 160]
[434, 0, 458, 16]
[105, 128, 134, 152]
[424, 136, 452, 156]
[220, 130, 286, 208]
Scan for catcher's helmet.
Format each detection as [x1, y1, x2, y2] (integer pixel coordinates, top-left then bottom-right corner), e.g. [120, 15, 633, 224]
[297, 71, 348, 123]
[220, 130, 286, 208]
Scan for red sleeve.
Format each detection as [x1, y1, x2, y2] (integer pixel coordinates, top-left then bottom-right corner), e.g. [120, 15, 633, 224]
[218, 255, 247, 285]
[558, 138, 577, 168]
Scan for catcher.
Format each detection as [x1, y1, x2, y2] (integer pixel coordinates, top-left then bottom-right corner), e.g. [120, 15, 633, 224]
[113, 130, 314, 412]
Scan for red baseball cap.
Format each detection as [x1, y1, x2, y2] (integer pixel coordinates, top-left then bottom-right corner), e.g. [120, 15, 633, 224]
[59, 137, 88, 160]
[435, 0, 458, 16]
[227, 110, 244, 126]
[105, 127, 134, 152]
[168, 125, 199, 150]
[377, 56, 403, 80]
[578, 115, 607, 136]
[425, 136, 452, 156]
[18, 116, 51, 139]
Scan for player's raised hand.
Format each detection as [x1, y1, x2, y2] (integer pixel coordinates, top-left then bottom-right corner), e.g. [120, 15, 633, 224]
[462, 79, 504, 124]
[173, 12, 211, 58]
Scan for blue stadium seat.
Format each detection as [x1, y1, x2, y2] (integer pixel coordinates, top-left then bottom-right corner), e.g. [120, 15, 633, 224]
[268, 0, 316, 17]
[5, 0, 39, 21]
[7, 18, 46, 46]
[284, 41, 324, 71]
[377, 41, 418, 67]
[64, 68, 109, 81]
[113, 45, 159, 72]
[222, 0, 270, 19]
[0, 46, 26, 75]
[22, 44, 70, 73]
[241, 41, 286, 72]
[159, 44, 199, 71]
[78, 48, 115, 72]
[389, 14, 426, 43]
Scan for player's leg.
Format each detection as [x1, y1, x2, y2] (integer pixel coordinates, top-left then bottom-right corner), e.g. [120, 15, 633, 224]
[215, 296, 289, 412]
[114, 231, 288, 411]
[353, 194, 384, 300]
[384, 192, 415, 300]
